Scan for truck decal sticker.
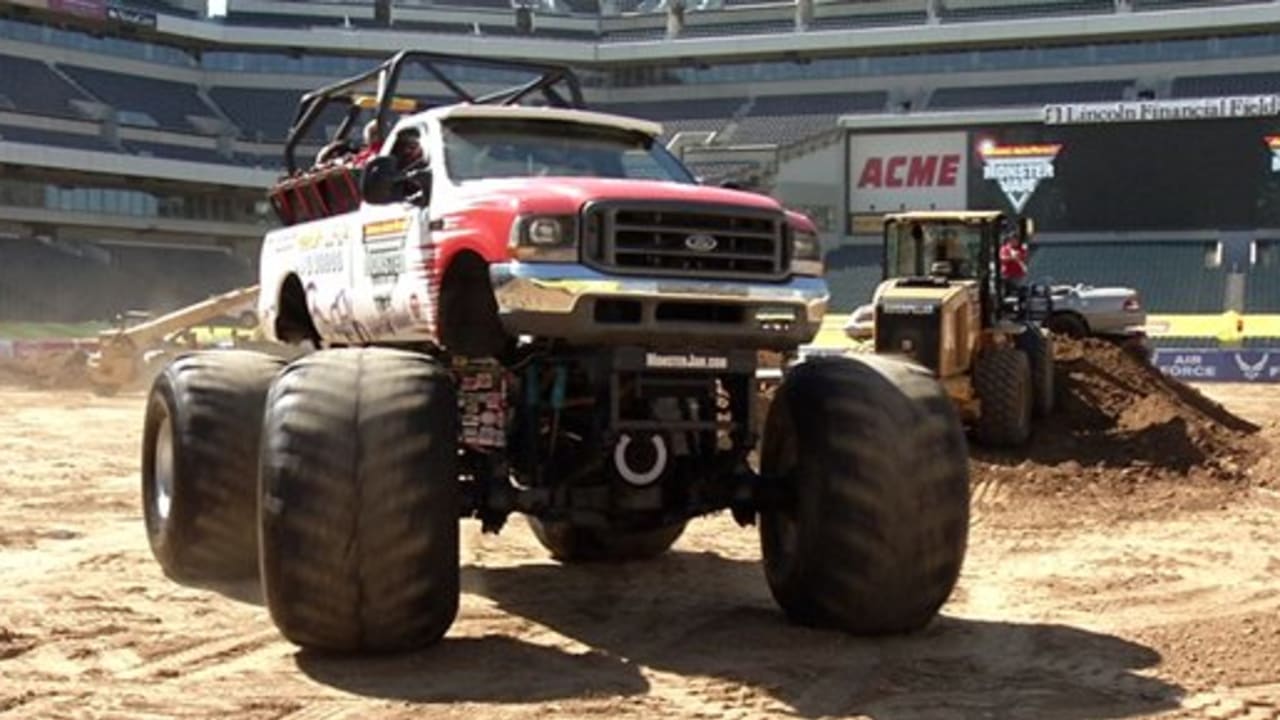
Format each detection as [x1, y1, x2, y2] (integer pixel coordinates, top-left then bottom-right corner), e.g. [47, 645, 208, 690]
[363, 217, 410, 240]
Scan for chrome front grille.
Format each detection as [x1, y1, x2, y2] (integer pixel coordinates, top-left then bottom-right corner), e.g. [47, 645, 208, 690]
[584, 203, 786, 280]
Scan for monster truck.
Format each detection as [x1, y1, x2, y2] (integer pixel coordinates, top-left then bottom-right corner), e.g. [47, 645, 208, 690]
[139, 52, 971, 653]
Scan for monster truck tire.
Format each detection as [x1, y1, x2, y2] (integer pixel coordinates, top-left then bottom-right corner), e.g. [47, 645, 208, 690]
[526, 518, 686, 563]
[973, 347, 1033, 447]
[758, 355, 969, 635]
[141, 351, 284, 583]
[258, 348, 459, 653]
[1018, 328, 1055, 418]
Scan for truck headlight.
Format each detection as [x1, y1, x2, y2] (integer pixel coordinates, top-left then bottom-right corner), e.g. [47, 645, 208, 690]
[510, 215, 577, 262]
[790, 229, 823, 276]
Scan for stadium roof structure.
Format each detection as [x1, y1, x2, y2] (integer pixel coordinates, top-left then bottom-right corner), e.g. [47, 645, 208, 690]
[136, 1, 1280, 66]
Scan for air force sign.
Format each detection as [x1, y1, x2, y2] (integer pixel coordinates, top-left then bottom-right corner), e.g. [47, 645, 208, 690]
[1153, 349, 1280, 382]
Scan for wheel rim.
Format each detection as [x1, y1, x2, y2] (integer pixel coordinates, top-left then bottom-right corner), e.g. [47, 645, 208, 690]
[153, 413, 175, 524]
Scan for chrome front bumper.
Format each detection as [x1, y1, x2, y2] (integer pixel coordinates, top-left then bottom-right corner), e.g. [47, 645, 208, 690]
[490, 262, 828, 350]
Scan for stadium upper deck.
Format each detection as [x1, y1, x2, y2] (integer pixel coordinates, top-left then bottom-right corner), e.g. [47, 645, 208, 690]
[5, 0, 1280, 322]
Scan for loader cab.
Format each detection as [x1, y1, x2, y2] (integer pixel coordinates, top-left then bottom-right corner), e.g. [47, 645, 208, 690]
[882, 211, 1009, 330]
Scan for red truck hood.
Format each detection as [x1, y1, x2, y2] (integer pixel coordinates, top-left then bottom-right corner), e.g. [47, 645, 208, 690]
[453, 176, 786, 215]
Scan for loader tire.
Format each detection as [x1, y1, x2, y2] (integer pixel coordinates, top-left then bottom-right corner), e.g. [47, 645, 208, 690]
[973, 347, 1033, 447]
[1019, 328, 1055, 418]
[759, 355, 969, 635]
[141, 351, 284, 583]
[526, 518, 686, 563]
[258, 348, 459, 653]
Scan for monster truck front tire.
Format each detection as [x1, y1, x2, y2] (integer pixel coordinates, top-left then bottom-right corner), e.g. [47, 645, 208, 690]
[759, 355, 969, 635]
[973, 346, 1033, 447]
[141, 351, 284, 583]
[526, 518, 686, 563]
[258, 348, 459, 653]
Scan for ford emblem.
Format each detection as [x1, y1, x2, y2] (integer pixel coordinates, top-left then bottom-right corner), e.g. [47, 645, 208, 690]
[684, 233, 718, 253]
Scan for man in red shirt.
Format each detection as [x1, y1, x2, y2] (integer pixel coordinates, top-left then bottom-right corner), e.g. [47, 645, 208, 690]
[999, 229, 1029, 290]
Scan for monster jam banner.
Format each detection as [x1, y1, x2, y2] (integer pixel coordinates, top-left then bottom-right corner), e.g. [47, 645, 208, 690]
[1152, 348, 1280, 383]
[977, 141, 1061, 213]
[966, 116, 1280, 231]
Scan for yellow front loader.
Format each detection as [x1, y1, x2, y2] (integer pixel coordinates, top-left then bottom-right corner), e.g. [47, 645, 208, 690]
[86, 285, 262, 394]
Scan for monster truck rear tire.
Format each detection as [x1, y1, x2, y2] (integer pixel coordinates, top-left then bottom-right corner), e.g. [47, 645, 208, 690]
[759, 355, 969, 635]
[526, 518, 686, 563]
[258, 348, 459, 653]
[1018, 328, 1055, 418]
[973, 347, 1033, 447]
[141, 351, 284, 583]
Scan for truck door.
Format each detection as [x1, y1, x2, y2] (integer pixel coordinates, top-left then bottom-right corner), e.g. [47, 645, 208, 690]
[348, 122, 436, 343]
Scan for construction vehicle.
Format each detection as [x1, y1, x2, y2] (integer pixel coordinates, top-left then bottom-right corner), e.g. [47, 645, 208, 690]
[868, 211, 1055, 446]
[87, 285, 262, 395]
[137, 51, 972, 654]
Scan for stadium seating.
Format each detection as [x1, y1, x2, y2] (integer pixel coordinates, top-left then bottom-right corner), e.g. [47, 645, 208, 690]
[1153, 336, 1220, 349]
[0, 125, 117, 153]
[806, 11, 929, 30]
[599, 97, 746, 137]
[682, 159, 758, 183]
[938, 0, 1113, 23]
[59, 65, 217, 131]
[0, 236, 254, 322]
[728, 90, 887, 145]
[1030, 242, 1225, 313]
[125, 141, 234, 165]
[928, 80, 1130, 110]
[0, 239, 114, 322]
[1244, 242, 1280, 312]
[681, 20, 796, 37]
[1132, 0, 1258, 9]
[210, 87, 351, 142]
[823, 243, 883, 311]
[1171, 72, 1280, 98]
[0, 55, 91, 119]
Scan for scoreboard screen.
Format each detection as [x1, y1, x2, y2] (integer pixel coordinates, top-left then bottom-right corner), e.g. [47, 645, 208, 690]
[966, 117, 1280, 232]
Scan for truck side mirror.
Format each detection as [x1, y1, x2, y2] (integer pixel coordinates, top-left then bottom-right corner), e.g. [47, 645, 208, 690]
[361, 156, 404, 205]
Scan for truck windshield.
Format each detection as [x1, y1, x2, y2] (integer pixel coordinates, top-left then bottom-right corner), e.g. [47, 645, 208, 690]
[885, 221, 984, 279]
[442, 118, 696, 184]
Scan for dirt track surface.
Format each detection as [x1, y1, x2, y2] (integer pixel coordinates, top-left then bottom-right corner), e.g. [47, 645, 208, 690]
[2, 382, 1279, 719]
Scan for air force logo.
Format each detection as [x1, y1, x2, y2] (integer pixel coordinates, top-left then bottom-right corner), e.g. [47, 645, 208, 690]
[1234, 352, 1269, 381]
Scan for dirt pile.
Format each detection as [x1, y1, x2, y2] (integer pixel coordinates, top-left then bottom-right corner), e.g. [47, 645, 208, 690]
[972, 337, 1268, 493]
[0, 350, 91, 391]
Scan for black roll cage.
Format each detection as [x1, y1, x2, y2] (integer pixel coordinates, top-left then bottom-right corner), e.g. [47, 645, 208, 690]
[282, 50, 586, 174]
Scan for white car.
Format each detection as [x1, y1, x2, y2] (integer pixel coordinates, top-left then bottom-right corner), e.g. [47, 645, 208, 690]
[1045, 283, 1147, 340]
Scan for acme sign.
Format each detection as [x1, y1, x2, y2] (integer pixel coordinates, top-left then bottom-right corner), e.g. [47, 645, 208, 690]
[855, 154, 961, 189]
[1044, 95, 1280, 125]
